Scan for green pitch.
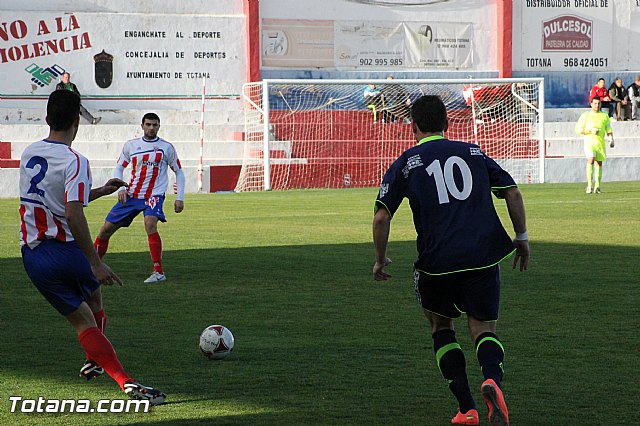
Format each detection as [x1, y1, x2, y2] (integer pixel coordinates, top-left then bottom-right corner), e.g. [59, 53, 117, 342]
[0, 182, 638, 425]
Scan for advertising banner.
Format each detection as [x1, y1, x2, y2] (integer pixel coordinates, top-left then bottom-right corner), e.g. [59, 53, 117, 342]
[402, 22, 472, 68]
[262, 19, 334, 68]
[0, 12, 246, 100]
[262, 19, 473, 70]
[514, 1, 615, 71]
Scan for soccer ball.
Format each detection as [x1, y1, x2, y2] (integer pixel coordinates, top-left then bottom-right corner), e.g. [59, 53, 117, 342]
[199, 325, 234, 360]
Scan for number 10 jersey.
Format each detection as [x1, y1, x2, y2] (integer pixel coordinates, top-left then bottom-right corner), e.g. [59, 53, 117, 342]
[375, 136, 517, 275]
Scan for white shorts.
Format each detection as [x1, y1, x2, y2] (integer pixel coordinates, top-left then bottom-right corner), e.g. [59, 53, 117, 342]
[584, 144, 595, 158]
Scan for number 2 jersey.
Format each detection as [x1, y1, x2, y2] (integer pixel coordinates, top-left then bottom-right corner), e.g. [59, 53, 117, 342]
[375, 135, 517, 275]
[19, 139, 92, 249]
[117, 136, 182, 199]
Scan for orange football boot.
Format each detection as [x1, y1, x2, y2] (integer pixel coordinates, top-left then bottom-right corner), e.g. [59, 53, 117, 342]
[481, 379, 509, 426]
[451, 408, 479, 425]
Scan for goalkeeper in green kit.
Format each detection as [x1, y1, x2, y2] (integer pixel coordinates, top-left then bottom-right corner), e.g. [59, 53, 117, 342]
[575, 96, 614, 194]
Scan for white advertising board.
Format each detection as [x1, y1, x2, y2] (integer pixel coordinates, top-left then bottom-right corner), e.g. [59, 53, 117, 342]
[263, 19, 473, 70]
[260, 0, 494, 71]
[0, 12, 246, 103]
[514, 0, 639, 71]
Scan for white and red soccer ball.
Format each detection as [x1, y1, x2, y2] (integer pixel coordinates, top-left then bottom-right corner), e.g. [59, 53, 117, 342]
[199, 325, 234, 360]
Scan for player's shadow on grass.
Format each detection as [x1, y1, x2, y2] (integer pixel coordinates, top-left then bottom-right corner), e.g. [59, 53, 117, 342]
[1, 240, 638, 425]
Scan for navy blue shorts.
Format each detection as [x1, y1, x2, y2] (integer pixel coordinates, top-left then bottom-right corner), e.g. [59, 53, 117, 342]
[105, 194, 166, 227]
[413, 265, 501, 321]
[21, 239, 100, 316]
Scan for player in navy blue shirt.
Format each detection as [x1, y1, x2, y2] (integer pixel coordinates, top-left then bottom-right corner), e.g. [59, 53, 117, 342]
[373, 95, 529, 426]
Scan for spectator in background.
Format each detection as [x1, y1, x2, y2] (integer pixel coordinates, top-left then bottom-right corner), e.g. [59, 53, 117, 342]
[381, 75, 411, 124]
[514, 82, 539, 123]
[608, 78, 629, 121]
[463, 83, 514, 123]
[589, 78, 614, 119]
[627, 75, 640, 121]
[56, 72, 102, 125]
[363, 83, 383, 123]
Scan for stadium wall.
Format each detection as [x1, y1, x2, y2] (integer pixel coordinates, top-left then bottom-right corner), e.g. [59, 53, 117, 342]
[3, 0, 638, 110]
[0, 0, 252, 196]
[260, 0, 640, 109]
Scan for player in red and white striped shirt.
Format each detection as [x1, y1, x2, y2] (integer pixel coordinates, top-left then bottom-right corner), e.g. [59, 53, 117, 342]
[94, 113, 185, 283]
[19, 90, 166, 405]
[19, 138, 91, 248]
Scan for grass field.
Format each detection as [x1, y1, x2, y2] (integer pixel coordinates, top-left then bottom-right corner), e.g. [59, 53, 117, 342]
[0, 182, 639, 425]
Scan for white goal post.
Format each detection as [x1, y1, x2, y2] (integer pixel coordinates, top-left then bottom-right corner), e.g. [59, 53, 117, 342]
[236, 78, 545, 192]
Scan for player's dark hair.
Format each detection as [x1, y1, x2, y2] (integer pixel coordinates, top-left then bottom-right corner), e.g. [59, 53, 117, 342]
[142, 112, 160, 124]
[597, 78, 605, 83]
[47, 89, 80, 131]
[592, 96, 601, 102]
[410, 95, 448, 133]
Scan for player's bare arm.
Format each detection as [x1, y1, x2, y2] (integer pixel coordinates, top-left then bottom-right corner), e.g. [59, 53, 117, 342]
[89, 178, 128, 202]
[65, 201, 123, 286]
[502, 187, 530, 271]
[372, 207, 392, 281]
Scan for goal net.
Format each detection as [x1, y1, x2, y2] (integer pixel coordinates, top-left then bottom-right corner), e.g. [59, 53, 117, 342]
[235, 78, 544, 191]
